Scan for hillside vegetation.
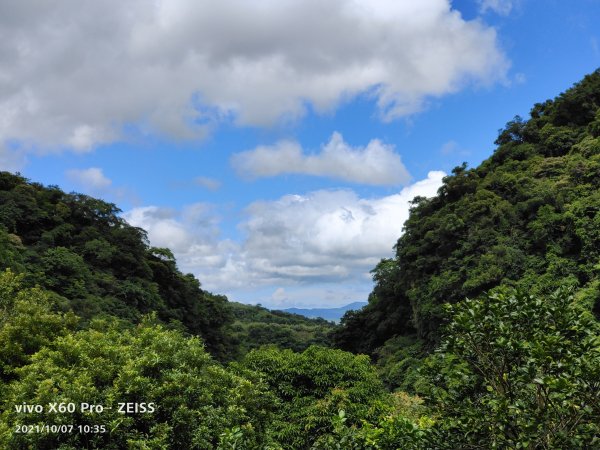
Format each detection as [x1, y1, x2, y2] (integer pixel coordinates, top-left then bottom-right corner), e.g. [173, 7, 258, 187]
[0, 175, 234, 358]
[334, 69, 600, 358]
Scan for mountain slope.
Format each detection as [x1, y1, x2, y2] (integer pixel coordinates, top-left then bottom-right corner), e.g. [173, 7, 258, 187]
[0, 174, 233, 358]
[333, 69, 600, 355]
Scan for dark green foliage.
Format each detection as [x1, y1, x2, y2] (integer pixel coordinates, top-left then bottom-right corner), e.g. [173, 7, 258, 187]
[334, 69, 600, 354]
[0, 228, 25, 272]
[420, 287, 600, 449]
[374, 335, 425, 392]
[0, 173, 233, 358]
[39, 247, 91, 299]
[334, 259, 416, 354]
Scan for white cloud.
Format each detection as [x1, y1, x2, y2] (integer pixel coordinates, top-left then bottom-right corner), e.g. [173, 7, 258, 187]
[237, 171, 445, 281]
[122, 170, 445, 306]
[123, 203, 225, 255]
[271, 287, 289, 304]
[478, 0, 515, 16]
[66, 167, 112, 192]
[123, 206, 194, 254]
[232, 132, 411, 185]
[65, 167, 140, 205]
[0, 1, 508, 155]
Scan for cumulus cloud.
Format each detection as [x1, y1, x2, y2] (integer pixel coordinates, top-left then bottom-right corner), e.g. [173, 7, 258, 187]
[237, 171, 445, 282]
[0, 0, 508, 155]
[66, 167, 112, 192]
[232, 132, 411, 185]
[123, 206, 194, 254]
[123, 203, 223, 253]
[122, 171, 445, 306]
[271, 287, 289, 304]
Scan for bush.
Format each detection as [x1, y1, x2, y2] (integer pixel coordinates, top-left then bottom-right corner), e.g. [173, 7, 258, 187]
[420, 286, 600, 449]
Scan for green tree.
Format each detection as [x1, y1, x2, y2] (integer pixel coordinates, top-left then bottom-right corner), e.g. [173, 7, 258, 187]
[236, 345, 389, 449]
[420, 287, 600, 449]
[0, 229, 25, 272]
[0, 317, 274, 449]
[0, 269, 77, 383]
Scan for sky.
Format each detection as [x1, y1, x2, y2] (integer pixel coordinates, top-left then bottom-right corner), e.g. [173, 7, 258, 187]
[1, 0, 599, 309]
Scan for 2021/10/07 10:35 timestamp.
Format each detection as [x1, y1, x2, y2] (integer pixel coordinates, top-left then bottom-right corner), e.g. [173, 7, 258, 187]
[14, 424, 106, 434]
[12, 401, 157, 434]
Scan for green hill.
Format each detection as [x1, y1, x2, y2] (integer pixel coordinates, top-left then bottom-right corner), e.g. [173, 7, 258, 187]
[0, 173, 235, 358]
[0, 176, 337, 360]
[333, 69, 600, 356]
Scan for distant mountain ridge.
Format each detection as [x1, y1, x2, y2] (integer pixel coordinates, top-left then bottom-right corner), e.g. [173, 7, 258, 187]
[279, 301, 367, 322]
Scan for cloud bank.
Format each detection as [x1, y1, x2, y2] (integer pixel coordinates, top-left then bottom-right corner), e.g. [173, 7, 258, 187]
[0, 0, 508, 164]
[123, 171, 445, 306]
[232, 132, 411, 185]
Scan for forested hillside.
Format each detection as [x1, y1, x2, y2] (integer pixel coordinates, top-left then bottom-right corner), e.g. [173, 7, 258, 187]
[0, 173, 234, 358]
[1, 71, 600, 448]
[334, 69, 600, 358]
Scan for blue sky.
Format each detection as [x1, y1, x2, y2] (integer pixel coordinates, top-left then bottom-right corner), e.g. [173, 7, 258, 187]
[1, 0, 599, 308]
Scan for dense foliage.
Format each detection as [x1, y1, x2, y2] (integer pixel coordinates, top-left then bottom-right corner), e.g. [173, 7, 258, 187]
[334, 69, 600, 360]
[7, 266, 599, 448]
[0, 272, 274, 449]
[0, 173, 233, 358]
[420, 287, 600, 449]
[0, 271, 429, 449]
[236, 345, 388, 448]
